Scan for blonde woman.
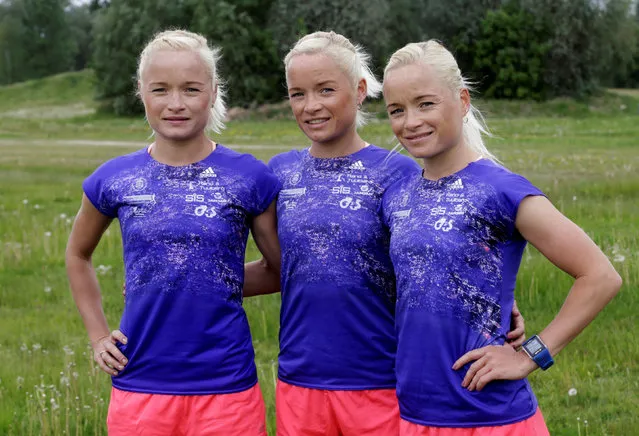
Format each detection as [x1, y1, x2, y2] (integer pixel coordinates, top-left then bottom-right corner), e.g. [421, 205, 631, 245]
[381, 40, 622, 435]
[66, 30, 280, 436]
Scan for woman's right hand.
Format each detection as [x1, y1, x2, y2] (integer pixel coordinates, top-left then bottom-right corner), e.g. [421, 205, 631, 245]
[91, 330, 128, 376]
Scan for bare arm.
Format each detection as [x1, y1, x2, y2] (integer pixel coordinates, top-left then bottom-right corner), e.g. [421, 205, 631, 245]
[66, 194, 127, 375]
[244, 200, 282, 297]
[517, 196, 622, 355]
[454, 196, 622, 390]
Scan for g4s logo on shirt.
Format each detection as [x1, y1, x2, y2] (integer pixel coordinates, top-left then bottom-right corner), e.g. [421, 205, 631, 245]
[194, 205, 217, 218]
[339, 197, 362, 211]
[434, 217, 454, 232]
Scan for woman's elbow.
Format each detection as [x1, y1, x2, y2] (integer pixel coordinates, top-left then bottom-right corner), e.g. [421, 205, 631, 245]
[598, 266, 623, 301]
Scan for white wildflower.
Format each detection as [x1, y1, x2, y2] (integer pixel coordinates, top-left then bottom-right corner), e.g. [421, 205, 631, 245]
[44, 286, 52, 294]
[44, 231, 52, 237]
[568, 388, 577, 396]
[96, 265, 112, 275]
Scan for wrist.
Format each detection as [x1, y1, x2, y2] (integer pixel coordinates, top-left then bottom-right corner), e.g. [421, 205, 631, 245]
[518, 350, 539, 375]
[522, 334, 554, 371]
[89, 333, 110, 348]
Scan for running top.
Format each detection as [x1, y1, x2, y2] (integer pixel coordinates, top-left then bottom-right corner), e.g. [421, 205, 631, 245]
[382, 159, 544, 426]
[269, 145, 420, 389]
[83, 145, 280, 395]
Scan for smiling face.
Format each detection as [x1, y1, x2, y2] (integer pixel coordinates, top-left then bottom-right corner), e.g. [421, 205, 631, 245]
[383, 62, 469, 160]
[139, 50, 215, 144]
[286, 53, 365, 148]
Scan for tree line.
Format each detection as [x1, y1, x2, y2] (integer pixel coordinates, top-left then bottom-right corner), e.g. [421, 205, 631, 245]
[1, 0, 638, 114]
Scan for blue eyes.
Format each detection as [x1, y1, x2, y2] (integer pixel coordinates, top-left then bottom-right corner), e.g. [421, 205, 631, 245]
[388, 102, 435, 116]
[289, 88, 335, 99]
[151, 88, 201, 93]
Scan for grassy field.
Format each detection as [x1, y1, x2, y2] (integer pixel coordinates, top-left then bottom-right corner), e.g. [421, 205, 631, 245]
[0, 72, 637, 435]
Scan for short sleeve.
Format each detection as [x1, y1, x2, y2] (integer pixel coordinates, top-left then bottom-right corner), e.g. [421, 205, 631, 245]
[247, 161, 282, 216]
[498, 173, 545, 220]
[389, 154, 421, 183]
[380, 178, 404, 228]
[82, 164, 118, 218]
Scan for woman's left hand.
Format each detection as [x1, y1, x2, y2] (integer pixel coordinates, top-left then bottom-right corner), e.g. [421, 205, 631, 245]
[452, 344, 537, 391]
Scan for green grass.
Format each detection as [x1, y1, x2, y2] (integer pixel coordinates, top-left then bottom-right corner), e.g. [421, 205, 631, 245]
[0, 74, 638, 434]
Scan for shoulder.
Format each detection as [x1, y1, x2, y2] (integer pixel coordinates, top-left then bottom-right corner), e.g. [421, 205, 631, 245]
[364, 145, 421, 187]
[471, 160, 542, 193]
[214, 144, 276, 178]
[468, 160, 545, 216]
[87, 148, 149, 181]
[368, 145, 419, 169]
[216, 144, 264, 165]
[268, 148, 304, 171]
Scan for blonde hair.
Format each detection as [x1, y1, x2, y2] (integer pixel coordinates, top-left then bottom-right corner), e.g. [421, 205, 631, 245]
[284, 31, 382, 128]
[137, 29, 226, 134]
[384, 40, 496, 160]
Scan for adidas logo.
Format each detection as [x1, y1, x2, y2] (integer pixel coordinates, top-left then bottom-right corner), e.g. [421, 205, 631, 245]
[450, 178, 464, 190]
[349, 160, 366, 170]
[199, 167, 217, 178]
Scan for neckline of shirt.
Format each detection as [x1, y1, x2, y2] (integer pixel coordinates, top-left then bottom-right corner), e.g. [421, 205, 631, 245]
[304, 143, 377, 161]
[419, 158, 489, 187]
[143, 142, 223, 168]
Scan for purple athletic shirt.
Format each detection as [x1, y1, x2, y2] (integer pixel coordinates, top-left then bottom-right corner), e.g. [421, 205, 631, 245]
[269, 145, 420, 389]
[82, 145, 280, 395]
[382, 159, 544, 426]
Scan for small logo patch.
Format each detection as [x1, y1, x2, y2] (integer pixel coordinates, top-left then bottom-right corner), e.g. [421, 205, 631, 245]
[199, 167, 217, 178]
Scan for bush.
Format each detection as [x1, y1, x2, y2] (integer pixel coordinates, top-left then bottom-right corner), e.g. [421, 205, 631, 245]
[473, 1, 550, 100]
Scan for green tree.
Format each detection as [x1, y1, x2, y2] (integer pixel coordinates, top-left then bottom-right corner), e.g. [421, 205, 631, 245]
[522, 0, 607, 98]
[92, 0, 282, 115]
[18, 0, 76, 79]
[66, 3, 94, 71]
[267, 0, 391, 73]
[0, 0, 76, 83]
[597, 0, 638, 87]
[0, 3, 26, 84]
[190, 0, 281, 105]
[473, 1, 551, 100]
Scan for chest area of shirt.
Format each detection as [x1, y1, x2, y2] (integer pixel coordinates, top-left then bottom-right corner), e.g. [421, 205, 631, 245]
[277, 162, 385, 215]
[390, 180, 511, 250]
[114, 169, 248, 224]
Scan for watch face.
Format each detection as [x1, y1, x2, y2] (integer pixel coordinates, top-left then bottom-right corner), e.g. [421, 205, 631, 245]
[525, 338, 544, 356]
